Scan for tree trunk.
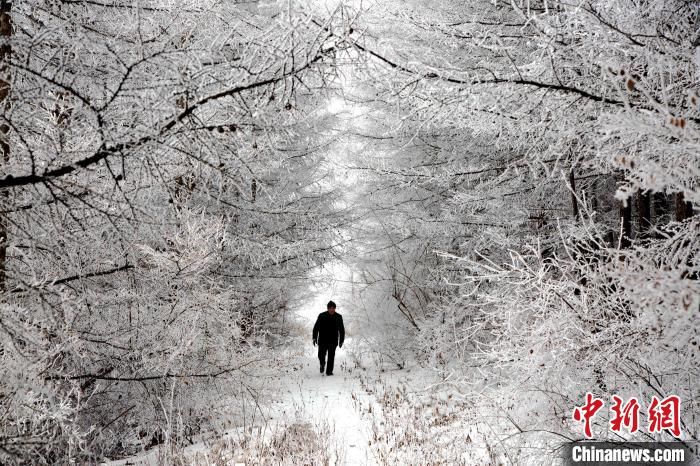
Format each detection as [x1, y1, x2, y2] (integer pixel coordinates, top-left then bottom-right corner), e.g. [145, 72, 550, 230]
[619, 199, 632, 249]
[675, 192, 693, 221]
[652, 192, 667, 218]
[569, 169, 579, 220]
[652, 192, 668, 238]
[637, 190, 651, 239]
[590, 178, 598, 213]
[0, 0, 11, 292]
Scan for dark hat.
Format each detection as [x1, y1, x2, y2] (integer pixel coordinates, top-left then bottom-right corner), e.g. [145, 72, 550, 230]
[327, 300, 336, 308]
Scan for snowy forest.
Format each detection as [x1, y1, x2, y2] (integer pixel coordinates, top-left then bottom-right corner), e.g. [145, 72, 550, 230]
[0, 0, 698, 464]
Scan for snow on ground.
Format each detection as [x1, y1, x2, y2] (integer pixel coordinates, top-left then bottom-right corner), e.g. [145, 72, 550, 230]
[277, 337, 377, 465]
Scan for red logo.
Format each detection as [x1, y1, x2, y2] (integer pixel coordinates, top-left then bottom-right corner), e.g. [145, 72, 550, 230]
[648, 395, 681, 437]
[573, 393, 604, 438]
[610, 395, 640, 434]
[573, 393, 681, 438]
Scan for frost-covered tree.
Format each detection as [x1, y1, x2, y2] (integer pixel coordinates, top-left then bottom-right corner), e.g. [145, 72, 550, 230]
[0, 0, 355, 462]
[341, 0, 699, 461]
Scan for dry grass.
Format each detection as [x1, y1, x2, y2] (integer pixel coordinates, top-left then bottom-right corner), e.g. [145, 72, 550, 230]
[173, 416, 341, 466]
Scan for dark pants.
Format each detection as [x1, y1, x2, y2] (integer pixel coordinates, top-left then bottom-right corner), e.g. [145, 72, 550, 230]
[318, 344, 336, 374]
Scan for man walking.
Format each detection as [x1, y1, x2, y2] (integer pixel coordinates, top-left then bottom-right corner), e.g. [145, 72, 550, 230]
[312, 300, 345, 376]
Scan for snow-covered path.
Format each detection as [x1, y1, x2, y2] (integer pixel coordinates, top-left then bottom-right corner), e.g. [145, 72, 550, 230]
[278, 338, 377, 466]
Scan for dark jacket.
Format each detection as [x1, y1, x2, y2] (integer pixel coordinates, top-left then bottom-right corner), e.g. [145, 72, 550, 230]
[313, 311, 345, 347]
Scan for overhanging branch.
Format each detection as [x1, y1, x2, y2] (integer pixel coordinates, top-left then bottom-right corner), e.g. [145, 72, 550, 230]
[0, 53, 327, 190]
